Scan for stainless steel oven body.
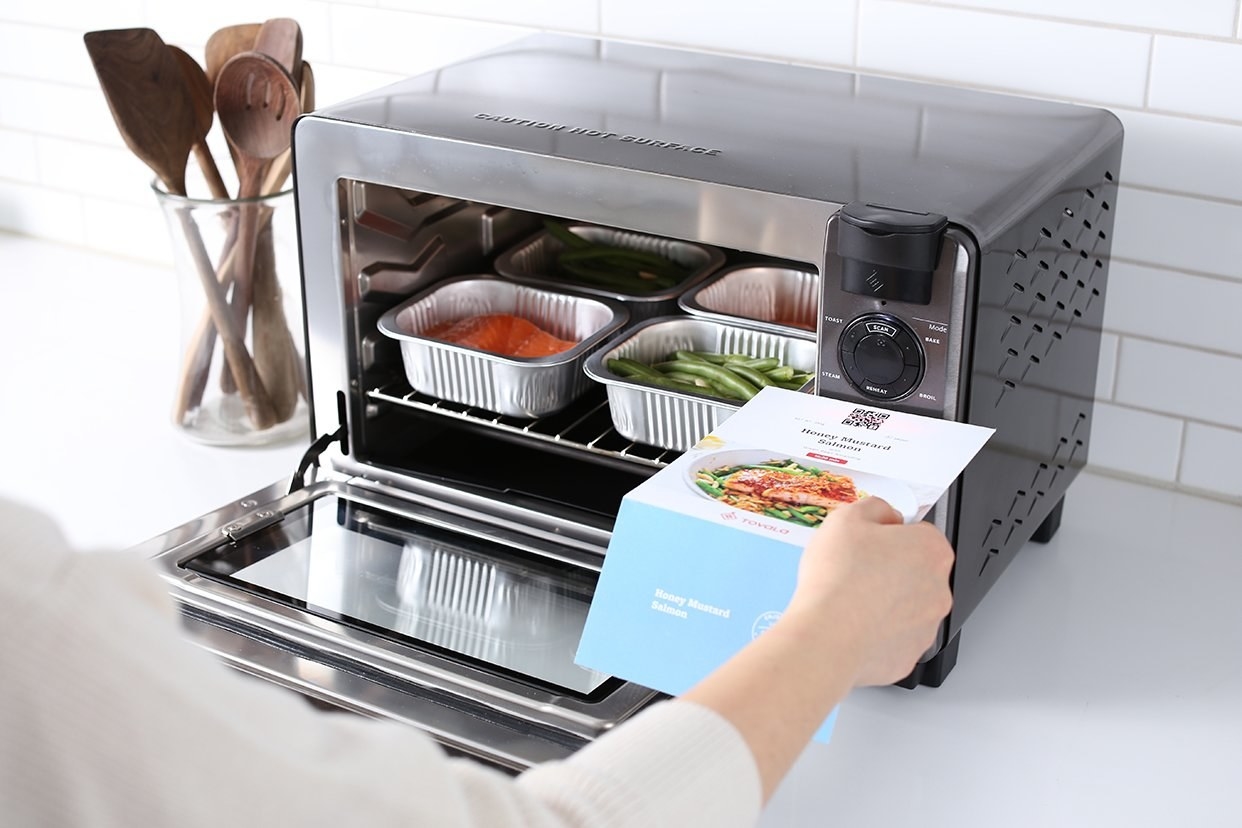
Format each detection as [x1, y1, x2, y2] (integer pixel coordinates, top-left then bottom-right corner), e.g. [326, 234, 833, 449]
[143, 33, 1123, 766]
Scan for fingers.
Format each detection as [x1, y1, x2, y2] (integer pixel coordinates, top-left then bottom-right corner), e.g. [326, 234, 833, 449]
[836, 495, 903, 526]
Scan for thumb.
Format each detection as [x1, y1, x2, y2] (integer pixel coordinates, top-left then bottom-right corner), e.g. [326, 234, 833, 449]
[838, 495, 903, 525]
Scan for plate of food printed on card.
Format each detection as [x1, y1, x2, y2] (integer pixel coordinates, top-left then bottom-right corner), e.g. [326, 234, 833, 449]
[686, 448, 920, 526]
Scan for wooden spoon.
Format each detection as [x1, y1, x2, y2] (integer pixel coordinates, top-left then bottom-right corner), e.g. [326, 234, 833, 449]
[214, 51, 301, 216]
[179, 59, 312, 415]
[249, 202, 303, 421]
[257, 59, 314, 406]
[83, 27, 278, 430]
[205, 22, 260, 88]
[215, 51, 303, 416]
[167, 45, 229, 200]
[254, 17, 303, 86]
[260, 60, 314, 195]
[250, 17, 304, 193]
[205, 22, 260, 176]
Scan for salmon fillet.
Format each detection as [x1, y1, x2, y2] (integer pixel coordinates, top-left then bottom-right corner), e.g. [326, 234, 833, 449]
[722, 467, 860, 509]
[423, 313, 577, 357]
[509, 327, 577, 357]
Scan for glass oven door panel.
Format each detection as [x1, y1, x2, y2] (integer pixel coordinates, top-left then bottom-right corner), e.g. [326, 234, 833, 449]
[182, 493, 612, 698]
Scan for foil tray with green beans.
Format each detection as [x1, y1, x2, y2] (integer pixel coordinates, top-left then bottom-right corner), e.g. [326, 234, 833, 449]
[543, 220, 693, 294]
[606, 350, 814, 403]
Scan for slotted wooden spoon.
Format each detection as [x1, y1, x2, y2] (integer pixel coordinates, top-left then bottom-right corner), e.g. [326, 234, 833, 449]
[84, 27, 277, 430]
[205, 22, 261, 174]
[261, 60, 314, 195]
[177, 59, 312, 419]
[254, 17, 303, 87]
[205, 22, 261, 87]
[214, 51, 303, 418]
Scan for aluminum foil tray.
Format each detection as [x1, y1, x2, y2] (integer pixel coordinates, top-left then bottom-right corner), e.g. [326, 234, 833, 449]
[378, 275, 628, 418]
[583, 316, 818, 452]
[677, 264, 820, 338]
[493, 224, 725, 321]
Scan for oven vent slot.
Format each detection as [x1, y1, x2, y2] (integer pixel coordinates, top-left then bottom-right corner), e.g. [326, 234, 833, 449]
[367, 381, 678, 469]
[974, 408, 1088, 578]
[993, 178, 1112, 407]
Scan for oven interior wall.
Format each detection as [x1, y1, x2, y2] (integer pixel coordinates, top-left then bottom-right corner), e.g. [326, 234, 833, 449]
[332, 179, 821, 534]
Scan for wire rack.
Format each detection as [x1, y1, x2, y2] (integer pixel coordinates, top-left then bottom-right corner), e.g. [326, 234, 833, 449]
[366, 381, 680, 470]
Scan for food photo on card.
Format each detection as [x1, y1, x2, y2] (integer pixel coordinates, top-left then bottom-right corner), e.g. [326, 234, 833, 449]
[575, 387, 994, 742]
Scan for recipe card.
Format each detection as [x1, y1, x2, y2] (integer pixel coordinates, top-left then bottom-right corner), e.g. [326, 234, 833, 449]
[575, 386, 994, 742]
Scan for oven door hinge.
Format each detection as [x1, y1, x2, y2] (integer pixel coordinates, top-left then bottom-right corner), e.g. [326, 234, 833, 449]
[287, 391, 350, 495]
[220, 509, 284, 543]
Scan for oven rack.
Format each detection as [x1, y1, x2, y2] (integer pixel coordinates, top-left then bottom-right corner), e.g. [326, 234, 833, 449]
[366, 381, 680, 470]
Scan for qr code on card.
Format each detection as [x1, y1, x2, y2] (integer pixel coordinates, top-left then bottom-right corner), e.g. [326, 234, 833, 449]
[841, 407, 890, 431]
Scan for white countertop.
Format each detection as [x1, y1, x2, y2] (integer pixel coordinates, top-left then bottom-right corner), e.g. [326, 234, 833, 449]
[0, 233, 305, 551]
[3, 233, 1239, 827]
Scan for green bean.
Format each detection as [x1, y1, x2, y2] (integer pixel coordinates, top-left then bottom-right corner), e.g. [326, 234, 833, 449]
[562, 261, 675, 293]
[696, 480, 725, 497]
[661, 371, 710, 386]
[725, 362, 776, 389]
[762, 365, 795, 382]
[637, 375, 704, 393]
[704, 380, 751, 401]
[543, 219, 592, 249]
[558, 255, 679, 292]
[663, 360, 760, 400]
[686, 351, 750, 364]
[725, 356, 780, 372]
[673, 350, 710, 363]
[607, 358, 665, 380]
[786, 510, 820, 526]
[558, 246, 688, 280]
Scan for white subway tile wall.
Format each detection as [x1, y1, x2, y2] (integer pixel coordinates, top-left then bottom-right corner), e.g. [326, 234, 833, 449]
[857, 0, 1153, 106]
[1181, 423, 1242, 498]
[1095, 333, 1119, 400]
[1087, 402, 1184, 483]
[1149, 36, 1242, 121]
[0, 0, 1239, 501]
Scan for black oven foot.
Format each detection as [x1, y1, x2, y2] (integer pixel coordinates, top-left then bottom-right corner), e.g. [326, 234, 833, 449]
[1030, 494, 1066, 544]
[895, 631, 960, 689]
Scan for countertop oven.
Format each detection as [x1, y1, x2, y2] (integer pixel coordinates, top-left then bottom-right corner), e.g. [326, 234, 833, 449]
[140, 34, 1123, 770]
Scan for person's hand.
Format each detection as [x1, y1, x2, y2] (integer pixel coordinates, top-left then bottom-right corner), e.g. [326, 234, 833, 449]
[781, 496, 954, 688]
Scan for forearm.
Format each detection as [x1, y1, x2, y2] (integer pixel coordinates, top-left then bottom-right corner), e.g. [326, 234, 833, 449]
[681, 610, 862, 802]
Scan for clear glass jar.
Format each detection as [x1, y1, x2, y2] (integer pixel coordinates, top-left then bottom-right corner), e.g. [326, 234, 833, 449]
[153, 181, 309, 446]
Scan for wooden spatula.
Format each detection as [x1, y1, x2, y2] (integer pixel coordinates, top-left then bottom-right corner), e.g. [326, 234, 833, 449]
[83, 28, 198, 197]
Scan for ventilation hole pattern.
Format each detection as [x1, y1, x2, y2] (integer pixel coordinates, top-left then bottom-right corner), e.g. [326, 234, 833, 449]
[996, 175, 1113, 408]
[977, 412, 1089, 576]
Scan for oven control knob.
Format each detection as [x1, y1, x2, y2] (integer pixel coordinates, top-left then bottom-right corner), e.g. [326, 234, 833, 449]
[854, 334, 906, 384]
[838, 314, 924, 400]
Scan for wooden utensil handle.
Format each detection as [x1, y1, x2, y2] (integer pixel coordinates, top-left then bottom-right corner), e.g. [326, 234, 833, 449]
[251, 215, 301, 422]
[174, 206, 304, 422]
[175, 208, 278, 429]
[193, 141, 230, 201]
[218, 199, 261, 395]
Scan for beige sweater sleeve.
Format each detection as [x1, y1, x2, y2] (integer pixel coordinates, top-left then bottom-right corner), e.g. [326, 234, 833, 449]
[0, 499, 761, 828]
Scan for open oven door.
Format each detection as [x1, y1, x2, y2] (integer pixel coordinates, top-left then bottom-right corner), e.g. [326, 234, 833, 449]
[137, 474, 661, 773]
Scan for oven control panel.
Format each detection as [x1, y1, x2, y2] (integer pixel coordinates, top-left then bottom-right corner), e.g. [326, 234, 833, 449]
[817, 204, 971, 419]
[837, 313, 925, 400]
